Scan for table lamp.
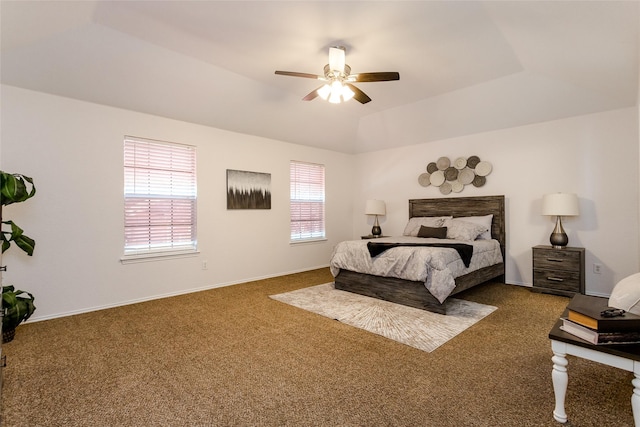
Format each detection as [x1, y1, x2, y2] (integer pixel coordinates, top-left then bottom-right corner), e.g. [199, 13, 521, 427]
[542, 193, 579, 249]
[365, 200, 386, 237]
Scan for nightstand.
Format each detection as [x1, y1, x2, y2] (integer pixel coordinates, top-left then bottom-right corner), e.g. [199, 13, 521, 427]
[361, 235, 387, 239]
[532, 245, 585, 297]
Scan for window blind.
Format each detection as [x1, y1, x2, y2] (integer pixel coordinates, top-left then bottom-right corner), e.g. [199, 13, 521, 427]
[290, 161, 325, 242]
[124, 136, 197, 256]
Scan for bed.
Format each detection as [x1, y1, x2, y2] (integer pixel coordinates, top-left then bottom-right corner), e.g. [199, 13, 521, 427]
[331, 195, 506, 314]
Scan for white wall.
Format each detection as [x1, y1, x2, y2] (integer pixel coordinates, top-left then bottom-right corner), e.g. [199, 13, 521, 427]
[1, 85, 354, 321]
[2, 84, 638, 322]
[353, 107, 640, 296]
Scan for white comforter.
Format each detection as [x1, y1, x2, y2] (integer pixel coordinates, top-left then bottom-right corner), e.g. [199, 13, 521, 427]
[329, 236, 503, 303]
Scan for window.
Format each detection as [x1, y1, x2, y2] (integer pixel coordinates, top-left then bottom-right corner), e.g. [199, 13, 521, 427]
[290, 161, 325, 242]
[123, 136, 197, 259]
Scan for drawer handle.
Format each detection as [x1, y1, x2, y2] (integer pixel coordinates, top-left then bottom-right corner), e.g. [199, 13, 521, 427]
[546, 258, 564, 263]
[547, 277, 564, 282]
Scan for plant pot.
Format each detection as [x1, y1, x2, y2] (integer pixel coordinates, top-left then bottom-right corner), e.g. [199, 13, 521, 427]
[2, 328, 15, 343]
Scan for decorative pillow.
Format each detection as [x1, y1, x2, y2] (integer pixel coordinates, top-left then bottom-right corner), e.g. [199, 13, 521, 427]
[443, 218, 489, 241]
[455, 214, 493, 240]
[417, 226, 447, 239]
[609, 273, 640, 315]
[402, 216, 453, 237]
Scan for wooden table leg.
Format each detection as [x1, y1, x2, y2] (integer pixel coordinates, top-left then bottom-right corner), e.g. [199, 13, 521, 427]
[552, 346, 569, 423]
[632, 369, 640, 427]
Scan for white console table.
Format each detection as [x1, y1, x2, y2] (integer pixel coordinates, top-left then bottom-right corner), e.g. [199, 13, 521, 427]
[549, 319, 640, 426]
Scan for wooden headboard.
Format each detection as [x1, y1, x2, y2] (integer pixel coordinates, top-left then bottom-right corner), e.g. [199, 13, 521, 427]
[408, 195, 506, 259]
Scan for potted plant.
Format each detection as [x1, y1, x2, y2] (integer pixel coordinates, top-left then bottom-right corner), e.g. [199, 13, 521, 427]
[1, 286, 35, 343]
[1, 171, 37, 342]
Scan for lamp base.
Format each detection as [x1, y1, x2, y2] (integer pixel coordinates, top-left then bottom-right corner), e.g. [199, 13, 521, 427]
[549, 215, 569, 248]
[549, 232, 568, 249]
[372, 216, 382, 237]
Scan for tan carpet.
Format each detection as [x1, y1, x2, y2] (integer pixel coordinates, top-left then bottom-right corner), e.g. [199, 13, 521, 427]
[270, 283, 497, 352]
[0, 268, 635, 427]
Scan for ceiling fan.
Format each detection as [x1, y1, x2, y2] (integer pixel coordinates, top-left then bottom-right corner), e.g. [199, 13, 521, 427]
[275, 46, 400, 104]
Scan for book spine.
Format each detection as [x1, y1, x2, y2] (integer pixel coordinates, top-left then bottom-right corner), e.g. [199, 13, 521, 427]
[596, 332, 640, 344]
[568, 310, 640, 332]
[561, 318, 640, 344]
[560, 322, 597, 344]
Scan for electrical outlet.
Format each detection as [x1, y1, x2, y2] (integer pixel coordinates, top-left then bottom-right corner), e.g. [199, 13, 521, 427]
[593, 263, 602, 274]
[202, 261, 208, 270]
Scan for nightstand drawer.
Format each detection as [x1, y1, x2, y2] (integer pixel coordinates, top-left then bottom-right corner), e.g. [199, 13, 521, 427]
[533, 248, 581, 272]
[533, 270, 581, 293]
[531, 245, 585, 296]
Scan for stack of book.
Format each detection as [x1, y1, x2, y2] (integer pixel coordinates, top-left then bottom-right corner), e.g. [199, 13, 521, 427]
[560, 294, 640, 345]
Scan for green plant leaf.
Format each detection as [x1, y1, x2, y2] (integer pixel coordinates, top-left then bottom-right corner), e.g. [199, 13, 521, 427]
[0, 173, 17, 204]
[0, 171, 36, 206]
[0, 220, 34, 255]
[8, 220, 23, 238]
[13, 234, 35, 256]
[2, 290, 17, 307]
[0, 171, 36, 256]
[2, 287, 36, 330]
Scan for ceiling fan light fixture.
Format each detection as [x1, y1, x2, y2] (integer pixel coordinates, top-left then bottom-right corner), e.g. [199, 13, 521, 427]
[328, 89, 342, 104]
[275, 46, 399, 105]
[341, 84, 355, 102]
[317, 84, 331, 100]
[324, 80, 353, 104]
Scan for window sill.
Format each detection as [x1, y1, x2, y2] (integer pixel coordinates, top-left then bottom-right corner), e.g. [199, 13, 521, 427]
[121, 250, 200, 264]
[290, 238, 327, 245]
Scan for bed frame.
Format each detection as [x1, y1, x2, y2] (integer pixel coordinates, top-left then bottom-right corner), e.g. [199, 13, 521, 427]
[334, 195, 506, 314]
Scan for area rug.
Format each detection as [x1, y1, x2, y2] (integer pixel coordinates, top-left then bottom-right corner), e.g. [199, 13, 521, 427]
[270, 283, 497, 353]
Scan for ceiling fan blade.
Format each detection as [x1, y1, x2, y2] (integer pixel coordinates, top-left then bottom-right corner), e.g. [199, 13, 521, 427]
[346, 83, 371, 104]
[302, 87, 323, 101]
[353, 72, 400, 82]
[275, 71, 323, 80]
[329, 46, 346, 73]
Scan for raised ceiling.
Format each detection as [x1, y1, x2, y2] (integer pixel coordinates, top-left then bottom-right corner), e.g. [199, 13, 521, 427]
[1, 1, 638, 154]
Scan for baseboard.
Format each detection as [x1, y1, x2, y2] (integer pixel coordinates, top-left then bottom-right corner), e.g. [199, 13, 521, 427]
[502, 281, 610, 299]
[27, 264, 330, 323]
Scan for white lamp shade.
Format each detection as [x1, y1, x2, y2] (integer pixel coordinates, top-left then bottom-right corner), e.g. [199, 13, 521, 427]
[542, 193, 579, 216]
[365, 200, 386, 216]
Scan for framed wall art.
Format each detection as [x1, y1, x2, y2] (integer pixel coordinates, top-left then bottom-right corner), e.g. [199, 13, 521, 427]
[226, 169, 271, 209]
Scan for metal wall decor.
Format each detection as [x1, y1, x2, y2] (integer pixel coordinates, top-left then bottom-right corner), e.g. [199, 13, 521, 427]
[418, 156, 492, 195]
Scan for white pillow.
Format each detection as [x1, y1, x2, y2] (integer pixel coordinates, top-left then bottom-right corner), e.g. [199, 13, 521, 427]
[456, 214, 493, 240]
[403, 216, 453, 237]
[609, 272, 640, 315]
[443, 218, 489, 241]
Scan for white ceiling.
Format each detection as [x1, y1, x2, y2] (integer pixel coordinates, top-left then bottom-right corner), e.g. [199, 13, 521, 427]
[1, 1, 638, 154]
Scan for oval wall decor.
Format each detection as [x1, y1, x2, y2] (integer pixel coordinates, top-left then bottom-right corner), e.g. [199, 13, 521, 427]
[444, 167, 458, 181]
[453, 157, 467, 170]
[451, 181, 464, 193]
[472, 175, 486, 187]
[475, 161, 492, 177]
[419, 156, 492, 193]
[467, 155, 481, 168]
[439, 181, 452, 195]
[430, 170, 445, 186]
[436, 157, 450, 170]
[458, 168, 475, 185]
[418, 173, 431, 187]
